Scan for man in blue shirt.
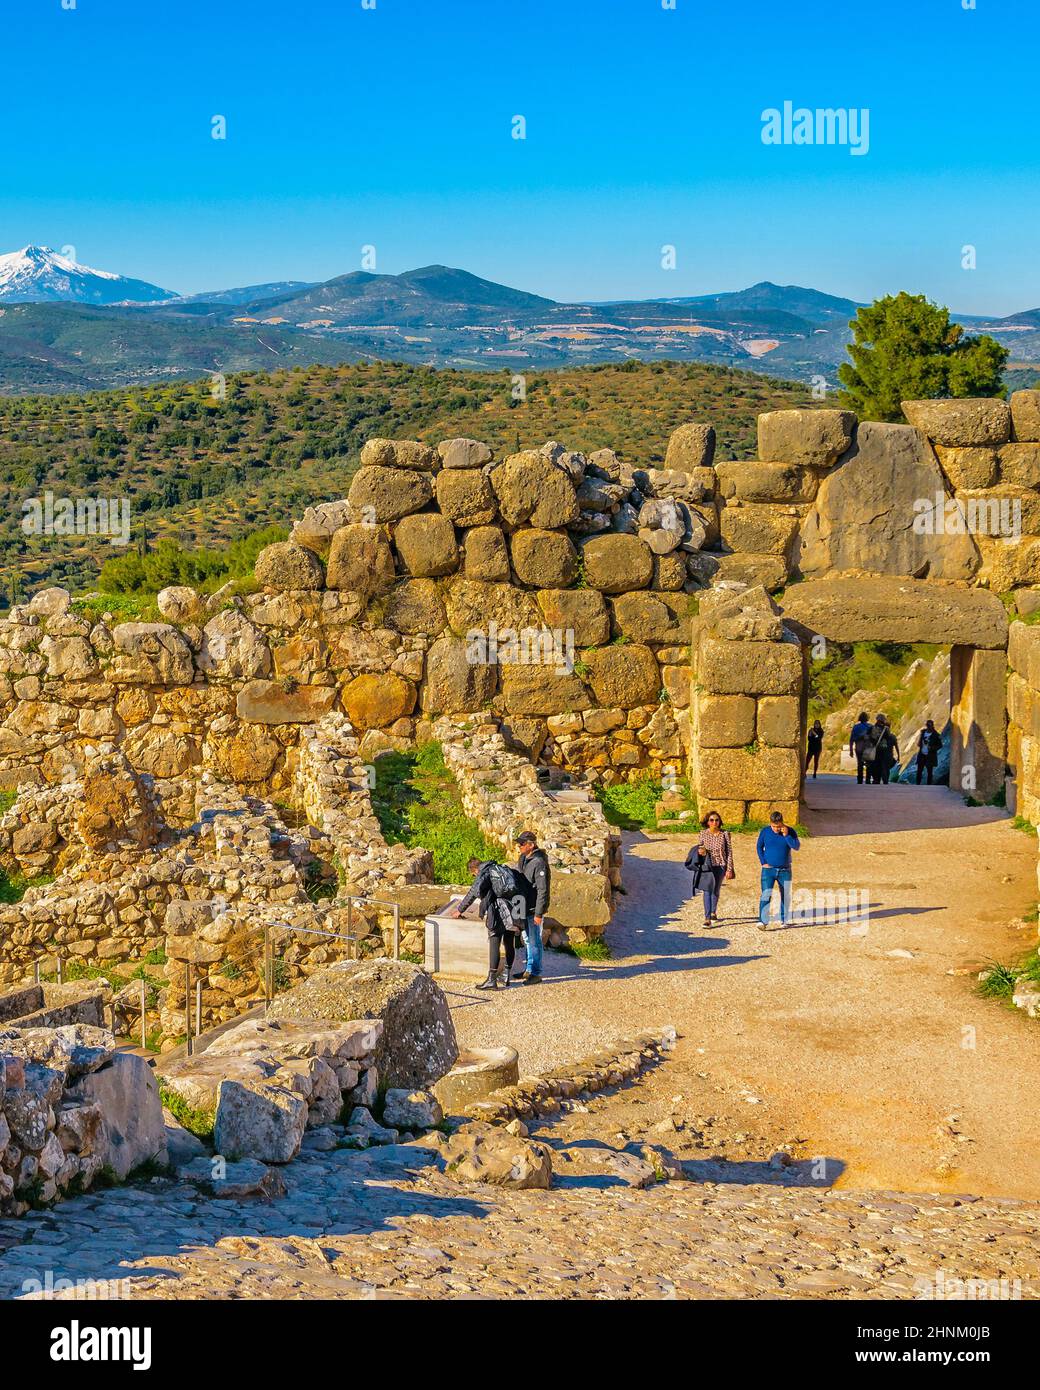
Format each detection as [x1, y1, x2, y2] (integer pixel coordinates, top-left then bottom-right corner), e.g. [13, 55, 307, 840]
[757, 811, 800, 929]
[848, 711, 873, 785]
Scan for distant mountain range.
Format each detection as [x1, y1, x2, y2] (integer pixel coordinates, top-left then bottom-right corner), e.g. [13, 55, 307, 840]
[1, 246, 1038, 395]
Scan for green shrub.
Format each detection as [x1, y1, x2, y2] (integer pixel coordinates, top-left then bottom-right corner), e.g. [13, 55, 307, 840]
[371, 741, 502, 883]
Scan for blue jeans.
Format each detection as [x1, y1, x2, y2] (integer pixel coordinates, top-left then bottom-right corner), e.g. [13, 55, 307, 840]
[759, 866, 792, 925]
[701, 865, 725, 918]
[523, 915, 543, 976]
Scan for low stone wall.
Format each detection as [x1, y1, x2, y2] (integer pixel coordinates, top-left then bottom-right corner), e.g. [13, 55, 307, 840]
[435, 715, 619, 942]
[0, 1025, 165, 1215]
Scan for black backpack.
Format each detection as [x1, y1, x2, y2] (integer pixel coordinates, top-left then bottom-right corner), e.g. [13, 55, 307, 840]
[486, 862, 530, 928]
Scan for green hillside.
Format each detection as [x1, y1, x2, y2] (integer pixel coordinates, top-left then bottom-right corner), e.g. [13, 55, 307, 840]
[0, 357, 812, 604]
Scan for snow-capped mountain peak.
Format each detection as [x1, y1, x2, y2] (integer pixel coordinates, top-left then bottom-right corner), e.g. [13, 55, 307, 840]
[0, 245, 175, 304]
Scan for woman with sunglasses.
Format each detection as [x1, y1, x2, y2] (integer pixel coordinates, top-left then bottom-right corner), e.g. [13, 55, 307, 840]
[686, 810, 735, 928]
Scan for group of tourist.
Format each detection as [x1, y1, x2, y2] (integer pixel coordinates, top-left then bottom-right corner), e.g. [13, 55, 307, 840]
[807, 715, 944, 786]
[449, 830, 550, 991]
[685, 809, 800, 930]
[452, 715, 947, 980]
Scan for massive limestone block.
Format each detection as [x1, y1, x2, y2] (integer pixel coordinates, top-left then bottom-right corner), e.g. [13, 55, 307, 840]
[438, 437, 493, 469]
[611, 591, 689, 644]
[269, 959, 458, 1089]
[491, 452, 580, 529]
[756, 695, 801, 747]
[664, 421, 716, 471]
[207, 724, 283, 783]
[698, 637, 803, 696]
[342, 672, 416, 729]
[326, 524, 396, 599]
[422, 635, 498, 713]
[697, 745, 802, 801]
[720, 504, 800, 558]
[384, 579, 447, 636]
[66, 1052, 167, 1180]
[444, 579, 540, 636]
[107, 623, 195, 685]
[580, 534, 654, 593]
[27, 585, 72, 618]
[393, 512, 460, 578]
[998, 444, 1040, 489]
[902, 398, 1011, 447]
[157, 585, 203, 623]
[582, 644, 660, 708]
[797, 421, 981, 580]
[500, 665, 592, 715]
[361, 438, 439, 471]
[463, 525, 511, 581]
[536, 589, 610, 647]
[123, 725, 199, 779]
[510, 529, 579, 587]
[781, 576, 1008, 649]
[715, 460, 819, 504]
[545, 869, 613, 929]
[79, 753, 161, 848]
[435, 468, 498, 526]
[214, 1079, 308, 1165]
[254, 541, 325, 591]
[41, 634, 97, 681]
[347, 465, 434, 523]
[699, 553, 789, 592]
[757, 409, 856, 466]
[197, 611, 272, 680]
[290, 499, 353, 554]
[933, 445, 999, 491]
[1011, 390, 1040, 443]
[237, 680, 339, 723]
[696, 693, 757, 748]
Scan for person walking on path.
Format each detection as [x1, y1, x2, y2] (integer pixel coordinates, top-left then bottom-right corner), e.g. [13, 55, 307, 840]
[684, 811, 735, 929]
[915, 719, 943, 785]
[870, 715, 899, 785]
[849, 712, 873, 785]
[514, 829, 550, 984]
[806, 720, 824, 780]
[449, 857, 525, 991]
[757, 810, 800, 929]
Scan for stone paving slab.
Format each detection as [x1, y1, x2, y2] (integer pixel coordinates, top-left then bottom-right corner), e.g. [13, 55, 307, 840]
[1, 1146, 1037, 1301]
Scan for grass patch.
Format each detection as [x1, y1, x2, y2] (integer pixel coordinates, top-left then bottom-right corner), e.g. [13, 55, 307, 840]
[572, 938, 612, 961]
[0, 790, 16, 815]
[158, 1084, 215, 1142]
[0, 868, 55, 904]
[371, 741, 502, 882]
[594, 775, 697, 833]
[977, 950, 1040, 1004]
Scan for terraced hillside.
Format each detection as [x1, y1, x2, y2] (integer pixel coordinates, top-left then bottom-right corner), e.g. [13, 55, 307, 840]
[0, 358, 811, 602]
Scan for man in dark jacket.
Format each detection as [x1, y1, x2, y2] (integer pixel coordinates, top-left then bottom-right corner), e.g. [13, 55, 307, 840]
[915, 719, 943, 784]
[514, 830, 550, 984]
[449, 857, 521, 992]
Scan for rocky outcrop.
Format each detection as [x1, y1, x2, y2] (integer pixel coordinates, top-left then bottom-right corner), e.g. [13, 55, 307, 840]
[268, 959, 457, 1090]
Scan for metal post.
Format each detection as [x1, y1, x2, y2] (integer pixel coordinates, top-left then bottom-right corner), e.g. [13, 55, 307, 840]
[33, 960, 40, 985]
[393, 904, 401, 961]
[195, 978, 202, 1038]
[56, 955, 64, 985]
[184, 961, 192, 1056]
[140, 977, 147, 1051]
[346, 897, 353, 961]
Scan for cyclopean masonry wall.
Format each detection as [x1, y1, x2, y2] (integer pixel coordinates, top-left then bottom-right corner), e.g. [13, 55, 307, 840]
[4, 394, 1040, 994]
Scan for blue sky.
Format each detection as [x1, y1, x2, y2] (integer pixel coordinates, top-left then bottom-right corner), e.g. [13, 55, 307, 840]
[3, 0, 1037, 312]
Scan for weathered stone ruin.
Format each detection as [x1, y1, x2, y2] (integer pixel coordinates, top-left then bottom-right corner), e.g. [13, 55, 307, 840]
[3, 393, 1040, 1071]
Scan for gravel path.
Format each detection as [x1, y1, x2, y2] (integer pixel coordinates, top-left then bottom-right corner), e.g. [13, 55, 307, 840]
[449, 776, 1040, 1199]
